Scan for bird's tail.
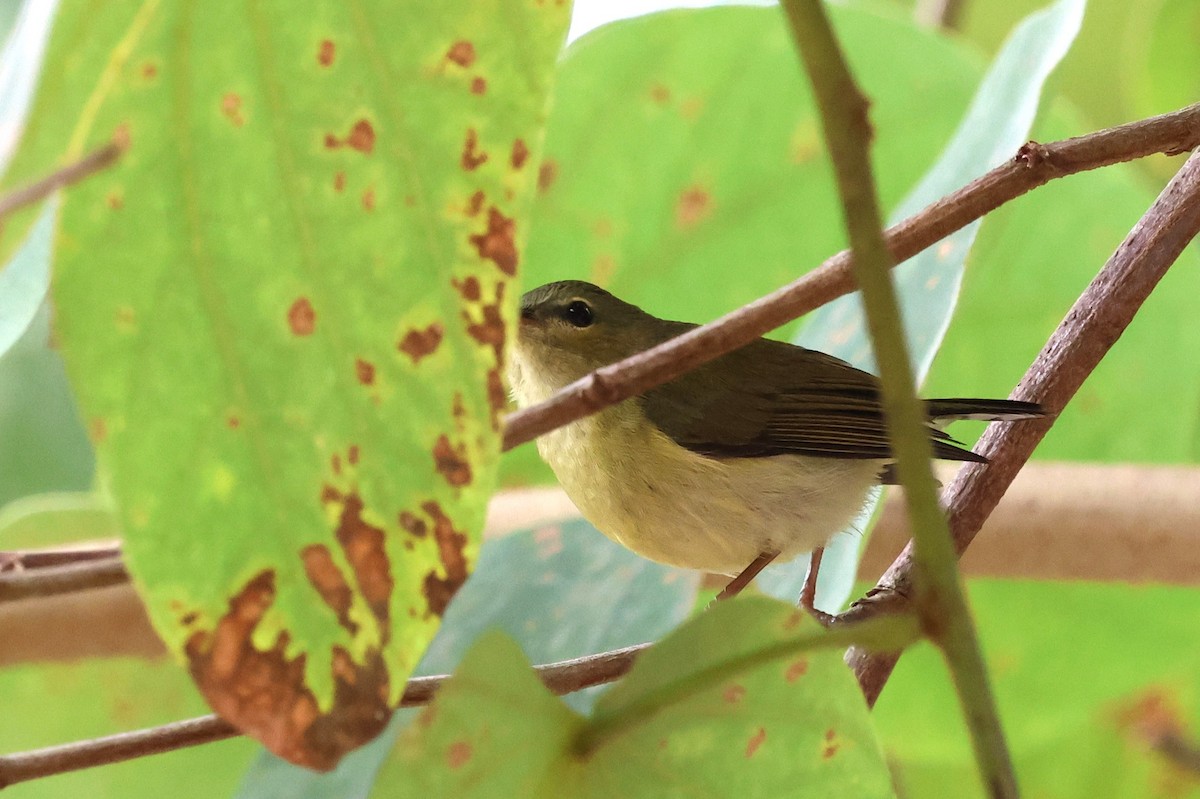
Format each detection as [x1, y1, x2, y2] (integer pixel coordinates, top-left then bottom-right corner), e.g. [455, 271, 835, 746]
[925, 398, 1046, 423]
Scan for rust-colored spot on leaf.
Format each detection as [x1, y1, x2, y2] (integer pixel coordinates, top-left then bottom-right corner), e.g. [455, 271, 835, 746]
[649, 83, 670, 105]
[822, 728, 839, 758]
[433, 435, 472, 487]
[461, 128, 488, 171]
[723, 684, 746, 704]
[228, 415, 241, 430]
[1116, 687, 1187, 743]
[398, 323, 444, 363]
[325, 119, 375, 154]
[470, 77, 487, 95]
[90, 417, 108, 444]
[141, 61, 158, 79]
[399, 511, 427, 538]
[447, 740, 473, 769]
[446, 40, 476, 67]
[185, 571, 391, 770]
[221, 93, 245, 127]
[537, 159, 558, 193]
[288, 298, 316, 336]
[676, 185, 712, 228]
[361, 188, 375, 212]
[486, 368, 506, 430]
[180, 611, 199, 626]
[355, 358, 376, 385]
[511, 139, 529, 169]
[465, 190, 485, 217]
[334, 493, 393, 623]
[331, 454, 343, 475]
[301, 545, 356, 633]
[452, 393, 467, 424]
[106, 192, 123, 210]
[333, 171, 346, 193]
[317, 39, 335, 67]
[468, 207, 518, 275]
[419, 501, 469, 616]
[465, 290, 506, 363]
[745, 727, 766, 758]
[785, 658, 808, 682]
[453, 275, 482, 301]
[321, 484, 343, 505]
[348, 445, 360, 466]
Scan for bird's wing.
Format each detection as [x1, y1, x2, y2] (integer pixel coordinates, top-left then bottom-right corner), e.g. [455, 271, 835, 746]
[642, 337, 982, 462]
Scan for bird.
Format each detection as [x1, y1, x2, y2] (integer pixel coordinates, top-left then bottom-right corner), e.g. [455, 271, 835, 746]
[506, 280, 1044, 610]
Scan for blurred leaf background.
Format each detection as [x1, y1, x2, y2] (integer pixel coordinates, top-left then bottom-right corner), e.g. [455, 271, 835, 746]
[1, 0, 1198, 796]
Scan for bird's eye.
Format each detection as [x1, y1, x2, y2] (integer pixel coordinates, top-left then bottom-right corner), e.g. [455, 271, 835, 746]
[562, 300, 594, 328]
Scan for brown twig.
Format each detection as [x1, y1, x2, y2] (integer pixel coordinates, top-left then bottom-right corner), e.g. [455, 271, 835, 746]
[845, 147, 1200, 705]
[0, 557, 128, 603]
[0, 643, 647, 787]
[0, 142, 125, 221]
[0, 546, 121, 571]
[500, 103, 1200, 453]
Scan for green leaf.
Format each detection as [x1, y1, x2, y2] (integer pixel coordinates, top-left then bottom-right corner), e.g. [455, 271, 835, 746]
[380, 597, 901, 798]
[234, 519, 699, 798]
[0, 657, 257, 799]
[762, 0, 1085, 611]
[3, 0, 569, 768]
[876, 578, 1200, 798]
[0, 491, 118, 548]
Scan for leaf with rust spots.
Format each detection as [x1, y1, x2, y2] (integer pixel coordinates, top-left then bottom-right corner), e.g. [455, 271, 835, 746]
[485, 368, 506, 429]
[675, 184, 712, 228]
[385, 599, 892, 795]
[354, 358, 376, 386]
[465, 300, 506, 363]
[452, 275, 482, 301]
[325, 119, 375, 154]
[287, 298, 316, 336]
[445, 40, 475, 67]
[461, 128, 488, 171]
[419, 500, 469, 616]
[398, 511, 427, 538]
[6, 0, 570, 771]
[537, 159, 558, 193]
[317, 39, 335, 67]
[468, 207, 518, 275]
[398, 323, 444, 363]
[332, 493, 394, 624]
[511, 139, 529, 169]
[301, 545, 356, 633]
[185, 571, 391, 771]
[432, 434, 472, 487]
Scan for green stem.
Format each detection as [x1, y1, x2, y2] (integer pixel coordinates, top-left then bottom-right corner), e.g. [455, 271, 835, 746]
[777, 3, 1018, 798]
[575, 612, 918, 756]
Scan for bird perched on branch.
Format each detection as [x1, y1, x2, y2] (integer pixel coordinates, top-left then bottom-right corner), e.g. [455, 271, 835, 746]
[507, 280, 1043, 611]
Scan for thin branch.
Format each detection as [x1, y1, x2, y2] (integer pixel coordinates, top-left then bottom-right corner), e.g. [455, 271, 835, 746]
[845, 147, 1200, 705]
[0, 141, 125, 221]
[781, 2, 1016, 797]
[500, 103, 1200, 454]
[0, 643, 649, 787]
[0, 557, 127, 603]
[0, 546, 121, 570]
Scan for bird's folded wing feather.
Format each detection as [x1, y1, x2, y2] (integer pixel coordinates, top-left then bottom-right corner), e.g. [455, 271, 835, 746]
[641, 336, 982, 462]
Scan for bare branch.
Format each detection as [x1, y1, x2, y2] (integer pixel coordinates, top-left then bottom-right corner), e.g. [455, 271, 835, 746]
[0, 557, 127, 603]
[501, 103, 1200, 453]
[0, 141, 125, 221]
[0, 644, 647, 787]
[845, 147, 1200, 705]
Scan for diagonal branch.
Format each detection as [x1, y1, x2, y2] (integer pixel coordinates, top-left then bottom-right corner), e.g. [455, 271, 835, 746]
[0, 141, 125, 222]
[845, 146, 1200, 705]
[501, 103, 1200, 453]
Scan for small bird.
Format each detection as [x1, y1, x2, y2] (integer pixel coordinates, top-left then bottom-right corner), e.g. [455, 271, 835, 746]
[508, 280, 1043, 608]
